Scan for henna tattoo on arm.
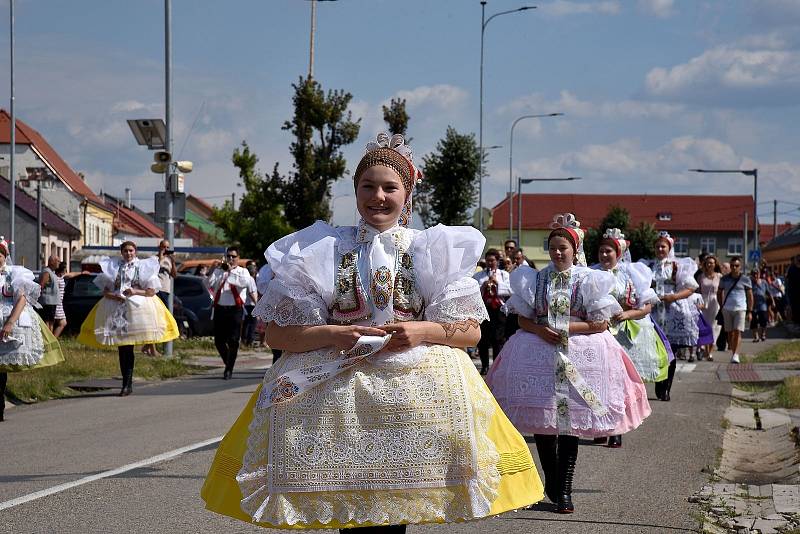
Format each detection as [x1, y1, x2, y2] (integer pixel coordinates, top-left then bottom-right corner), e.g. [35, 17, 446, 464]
[440, 319, 480, 339]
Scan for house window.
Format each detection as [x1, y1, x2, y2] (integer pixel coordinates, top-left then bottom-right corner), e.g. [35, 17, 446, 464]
[95, 225, 100, 244]
[543, 238, 549, 252]
[700, 237, 716, 254]
[657, 212, 672, 221]
[728, 238, 744, 256]
[673, 237, 689, 257]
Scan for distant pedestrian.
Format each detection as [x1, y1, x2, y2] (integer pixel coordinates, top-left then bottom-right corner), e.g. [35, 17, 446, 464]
[503, 239, 518, 272]
[143, 239, 178, 357]
[208, 246, 256, 379]
[77, 241, 178, 396]
[697, 255, 722, 361]
[193, 264, 209, 277]
[787, 255, 800, 324]
[52, 262, 86, 339]
[240, 260, 259, 347]
[717, 257, 753, 364]
[750, 270, 770, 342]
[473, 248, 510, 374]
[37, 255, 60, 331]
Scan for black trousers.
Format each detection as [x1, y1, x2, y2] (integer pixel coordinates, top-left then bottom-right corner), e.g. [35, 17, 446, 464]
[654, 358, 677, 397]
[214, 305, 243, 373]
[339, 526, 406, 534]
[118, 345, 135, 387]
[478, 306, 506, 371]
[241, 304, 257, 345]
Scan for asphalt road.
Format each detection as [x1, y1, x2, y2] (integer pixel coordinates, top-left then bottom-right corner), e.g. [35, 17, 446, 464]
[1, 351, 734, 533]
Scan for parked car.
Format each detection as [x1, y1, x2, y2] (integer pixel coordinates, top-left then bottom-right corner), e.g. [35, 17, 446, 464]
[173, 274, 214, 337]
[63, 273, 191, 338]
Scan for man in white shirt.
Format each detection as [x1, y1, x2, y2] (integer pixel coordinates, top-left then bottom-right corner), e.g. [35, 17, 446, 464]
[208, 246, 257, 379]
[473, 248, 512, 374]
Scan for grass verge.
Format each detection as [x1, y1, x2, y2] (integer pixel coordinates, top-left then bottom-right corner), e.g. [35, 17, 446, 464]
[776, 376, 800, 409]
[6, 336, 218, 403]
[751, 340, 800, 363]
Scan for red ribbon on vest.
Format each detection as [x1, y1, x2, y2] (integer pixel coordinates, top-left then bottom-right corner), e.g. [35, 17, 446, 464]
[213, 272, 244, 308]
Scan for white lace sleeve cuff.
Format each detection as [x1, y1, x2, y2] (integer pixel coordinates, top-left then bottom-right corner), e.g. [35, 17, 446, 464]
[252, 281, 328, 326]
[425, 289, 489, 324]
[10, 268, 40, 306]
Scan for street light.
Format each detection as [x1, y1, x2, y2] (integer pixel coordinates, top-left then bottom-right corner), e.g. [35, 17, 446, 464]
[517, 176, 581, 245]
[478, 1, 536, 233]
[508, 112, 564, 240]
[689, 168, 758, 265]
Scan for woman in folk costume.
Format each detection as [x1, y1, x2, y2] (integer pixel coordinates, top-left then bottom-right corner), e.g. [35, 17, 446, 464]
[78, 241, 179, 396]
[486, 214, 650, 513]
[645, 231, 699, 402]
[592, 228, 670, 448]
[0, 238, 64, 421]
[201, 133, 543, 532]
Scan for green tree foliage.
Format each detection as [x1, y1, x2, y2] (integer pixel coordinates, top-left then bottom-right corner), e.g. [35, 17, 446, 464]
[628, 221, 659, 261]
[282, 76, 361, 228]
[382, 98, 409, 137]
[417, 127, 481, 227]
[583, 205, 631, 263]
[211, 142, 293, 259]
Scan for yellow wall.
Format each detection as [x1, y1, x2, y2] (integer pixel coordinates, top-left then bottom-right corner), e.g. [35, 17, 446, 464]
[81, 203, 115, 247]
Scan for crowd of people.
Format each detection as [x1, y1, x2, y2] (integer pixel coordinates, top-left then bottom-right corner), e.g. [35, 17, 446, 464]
[2, 131, 798, 532]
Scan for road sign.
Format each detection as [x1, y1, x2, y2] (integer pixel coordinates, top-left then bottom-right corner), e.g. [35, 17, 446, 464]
[154, 192, 186, 223]
[748, 249, 761, 262]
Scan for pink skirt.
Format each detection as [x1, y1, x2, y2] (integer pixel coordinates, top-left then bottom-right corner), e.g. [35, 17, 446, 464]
[486, 330, 651, 438]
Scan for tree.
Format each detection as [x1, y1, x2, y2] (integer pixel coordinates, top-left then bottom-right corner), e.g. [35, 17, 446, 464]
[211, 142, 294, 259]
[582, 205, 631, 263]
[382, 98, 409, 137]
[417, 127, 481, 227]
[628, 221, 659, 262]
[282, 76, 361, 229]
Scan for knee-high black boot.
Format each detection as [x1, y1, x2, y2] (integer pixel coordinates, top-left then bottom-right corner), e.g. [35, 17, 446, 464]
[534, 434, 559, 503]
[118, 346, 134, 396]
[557, 435, 579, 514]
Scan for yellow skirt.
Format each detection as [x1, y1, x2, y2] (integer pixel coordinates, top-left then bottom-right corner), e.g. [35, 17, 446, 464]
[0, 315, 65, 372]
[201, 383, 543, 529]
[77, 296, 179, 349]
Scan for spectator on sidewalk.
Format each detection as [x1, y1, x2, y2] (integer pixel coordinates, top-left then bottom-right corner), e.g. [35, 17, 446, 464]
[717, 257, 753, 364]
[473, 248, 511, 374]
[502, 239, 517, 272]
[37, 256, 60, 331]
[750, 269, 771, 342]
[240, 260, 259, 347]
[208, 246, 257, 380]
[787, 255, 800, 324]
[698, 255, 722, 361]
[143, 239, 177, 357]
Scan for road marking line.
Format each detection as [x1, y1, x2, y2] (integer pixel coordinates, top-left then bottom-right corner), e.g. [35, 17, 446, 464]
[677, 363, 697, 373]
[0, 435, 223, 512]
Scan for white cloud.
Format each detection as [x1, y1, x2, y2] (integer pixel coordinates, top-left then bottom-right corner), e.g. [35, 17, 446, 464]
[539, 1, 621, 17]
[498, 90, 685, 121]
[637, 0, 675, 18]
[391, 84, 468, 112]
[644, 46, 800, 105]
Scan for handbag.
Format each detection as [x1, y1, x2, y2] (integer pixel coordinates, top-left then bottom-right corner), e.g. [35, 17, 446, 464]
[716, 274, 741, 326]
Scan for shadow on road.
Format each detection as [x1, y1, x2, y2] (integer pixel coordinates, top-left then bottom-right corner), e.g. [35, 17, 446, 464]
[507, 515, 697, 532]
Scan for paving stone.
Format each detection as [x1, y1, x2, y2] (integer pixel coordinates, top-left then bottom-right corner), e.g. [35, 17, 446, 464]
[726, 406, 758, 429]
[772, 485, 800, 514]
[751, 517, 785, 533]
[760, 485, 774, 498]
[759, 409, 793, 429]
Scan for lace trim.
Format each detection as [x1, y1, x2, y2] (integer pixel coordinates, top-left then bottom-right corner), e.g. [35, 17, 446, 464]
[236, 347, 501, 526]
[425, 291, 489, 324]
[0, 305, 45, 367]
[253, 283, 327, 326]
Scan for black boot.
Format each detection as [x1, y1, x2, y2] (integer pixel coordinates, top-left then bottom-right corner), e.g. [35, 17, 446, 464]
[607, 435, 622, 448]
[0, 371, 6, 421]
[534, 434, 559, 503]
[557, 435, 579, 514]
[123, 370, 133, 396]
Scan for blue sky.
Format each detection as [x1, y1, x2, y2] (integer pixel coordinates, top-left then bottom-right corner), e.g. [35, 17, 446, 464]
[1, 0, 799, 228]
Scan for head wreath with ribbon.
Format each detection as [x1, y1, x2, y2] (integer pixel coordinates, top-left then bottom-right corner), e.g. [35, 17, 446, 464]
[354, 133, 423, 227]
[549, 213, 586, 266]
[602, 228, 631, 263]
[0, 236, 9, 259]
[656, 230, 675, 259]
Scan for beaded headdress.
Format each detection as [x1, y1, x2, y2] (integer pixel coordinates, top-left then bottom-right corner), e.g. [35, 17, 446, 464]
[0, 236, 9, 257]
[602, 228, 632, 263]
[656, 230, 675, 259]
[354, 133, 423, 226]
[549, 213, 586, 266]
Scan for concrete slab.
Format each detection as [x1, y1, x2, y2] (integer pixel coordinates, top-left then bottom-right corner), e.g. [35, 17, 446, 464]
[726, 406, 758, 429]
[759, 409, 793, 429]
[772, 484, 800, 514]
[752, 517, 785, 534]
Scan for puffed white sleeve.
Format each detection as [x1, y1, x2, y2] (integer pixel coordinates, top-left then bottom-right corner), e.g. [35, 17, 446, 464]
[137, 257, 162, 290]
[675, 257, 700, 291]
[93, 256, 116, 291]
[506, 265, 538, 319]
[626, 262, 659, 307]
[255, 264, 273, 295]
[10, 266, 40, 305]
[413, 225, 489, 324]
[579, 268, 623, 321]
[252, 221, 338, 326]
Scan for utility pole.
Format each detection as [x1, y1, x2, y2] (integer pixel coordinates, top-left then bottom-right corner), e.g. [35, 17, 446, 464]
[231, 192, 235, 210]
[309, 0, 316, 78]
[773, 199, 777, 241]
[9, 0, 15, 262]
[743, 212, 748, 268]
[164, 0, 174, 358]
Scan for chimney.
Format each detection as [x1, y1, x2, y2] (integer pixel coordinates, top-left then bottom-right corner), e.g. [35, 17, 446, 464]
[125, 188, 132, 209]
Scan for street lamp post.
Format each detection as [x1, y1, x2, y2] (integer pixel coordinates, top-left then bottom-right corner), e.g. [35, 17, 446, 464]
[689, 168, 758, 266]
[9, 0, 15, 261]
[517, 177, 581, 246]
[478, 1, 536, 234]
[508, 112, 563, 241]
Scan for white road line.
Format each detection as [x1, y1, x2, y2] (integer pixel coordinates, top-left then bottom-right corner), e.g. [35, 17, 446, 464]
[0, 435, 222, 512]
[676, 363, 697, 373]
